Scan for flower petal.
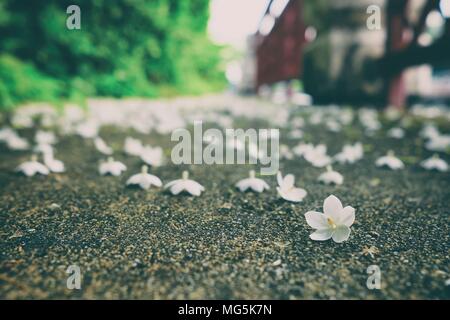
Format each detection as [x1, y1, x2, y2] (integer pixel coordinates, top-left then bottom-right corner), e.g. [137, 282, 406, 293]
[340, 206, 355, 227]
[309, 228, 333, 241]
[282, 174, 295, 189]
[332, 225, 351, 243]
[139, 180, 151, 190]
[185, 181, 203, 195]
[277, 171, 283, 187]
[305, 211, 329, 230]
[262, 180, 270, 191]
[126, 174, 141, 185]
[323, 195, 343, 220]
[186, 183, 202, 196]
[164, 180, 177, 189]
[170, 182, 185, 195]
[236, 179, 249, 192]
[149, 175, 163, 187]
[282, 188, 307, 202]
[252, 181, 264, 193]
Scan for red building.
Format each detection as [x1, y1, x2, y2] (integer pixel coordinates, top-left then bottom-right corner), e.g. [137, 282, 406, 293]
[255, 0, 305, 89]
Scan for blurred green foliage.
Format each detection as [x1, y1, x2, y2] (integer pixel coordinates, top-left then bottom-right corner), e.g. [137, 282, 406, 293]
[0, 0, 225, 110]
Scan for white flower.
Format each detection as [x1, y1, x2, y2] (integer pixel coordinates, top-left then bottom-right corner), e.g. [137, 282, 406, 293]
[387, 127, 405, 139]
[291, 117, 304, 128]
[94, 137, 113, 155]
[0, 127, 16, 142]
[236, 170, 270, 193]
[420, 154, 448, 172]
[325, 120, 342, 132]
[305, 195, 355, 243]
[124, 137, 144, 156]
[318, 165, 344, 185]
[34, 143, 53, 154]
[140, 145, 164, 166]
[35, 130, 56, 145]
[16, 155, 49, 176]
[42, 148, 65, 173]
[99, 157, 127, 176]
[11, 114, 33, 128]
[425, 134, 450, 152]
[126, 165, 162, 189]
[420, 123, 440, 140]
[359, 109, 381, 133]
[304, 144, 332, 168]
[2, 129, 29, 150]
[376, 150, 405, 170]
[384, 108, 402, 121]
[276, 171, 307, 202]
[279, 144, 294, 160]
[334, 143, 363, 164]
[6, 134, 29, 150]
[164, 171, 204, 196]
[288, 129, 303, 139]
[293, 142, 313, 157]
[310, 112, 323, 125]
[76, 121, 99, 139]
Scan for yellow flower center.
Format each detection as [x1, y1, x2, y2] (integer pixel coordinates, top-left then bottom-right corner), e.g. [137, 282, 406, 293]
[327, 217, 337, 230]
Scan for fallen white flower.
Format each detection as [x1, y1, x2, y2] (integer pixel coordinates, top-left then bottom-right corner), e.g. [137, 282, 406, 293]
[126, 165, 162, 189]
[288, 129, 303, 139]
[6, 134, 29, 150]
[387, 127, 405, 139]
[76, 121, 99, 139]
[334, 143, 363, 164]
[35, 130, 56, 145]
[276, 171, 307, 202]
[94, 137, 113, 155]
[305, 195, 355, 243]
[384, 108, 402, 121]
[310, 112, 323, 125]
[0, 127, 16, 142]
[325, 120, 342, 132]
[164, 170, 204, 196]
[124, 137, 144, 156]
[420, 154, 448, 172]
[318, 165, 344, 185]
[279, 144, 294, 160]
[99, 157, 127, 176]
[293, 143, 313, 157]
[43, 150, 65, 173]
[140, 145, 164, 167]
[16, 155, 49, 176]
[11, 114, 33, 128]
[236, 170, 270, 193]
[304, 144, 332, 168]
[375, 150, 405, 170]
[291, 117, 304, 128]
[34, 143, 53, 154]
[420, 124, 440, 140]
[425, 134, 450, 152]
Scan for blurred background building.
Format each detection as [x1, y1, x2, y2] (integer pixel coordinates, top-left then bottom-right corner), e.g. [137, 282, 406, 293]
[218, 0, 450, 108]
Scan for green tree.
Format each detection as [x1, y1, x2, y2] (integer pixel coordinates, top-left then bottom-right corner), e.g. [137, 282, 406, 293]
[0, 0, 225, 109]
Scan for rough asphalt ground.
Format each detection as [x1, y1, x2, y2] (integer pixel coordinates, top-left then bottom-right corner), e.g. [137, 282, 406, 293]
[0, 107, 449, 299]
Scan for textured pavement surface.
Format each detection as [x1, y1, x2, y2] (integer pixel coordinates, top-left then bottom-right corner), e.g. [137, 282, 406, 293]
[0, 101, 449, 299]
